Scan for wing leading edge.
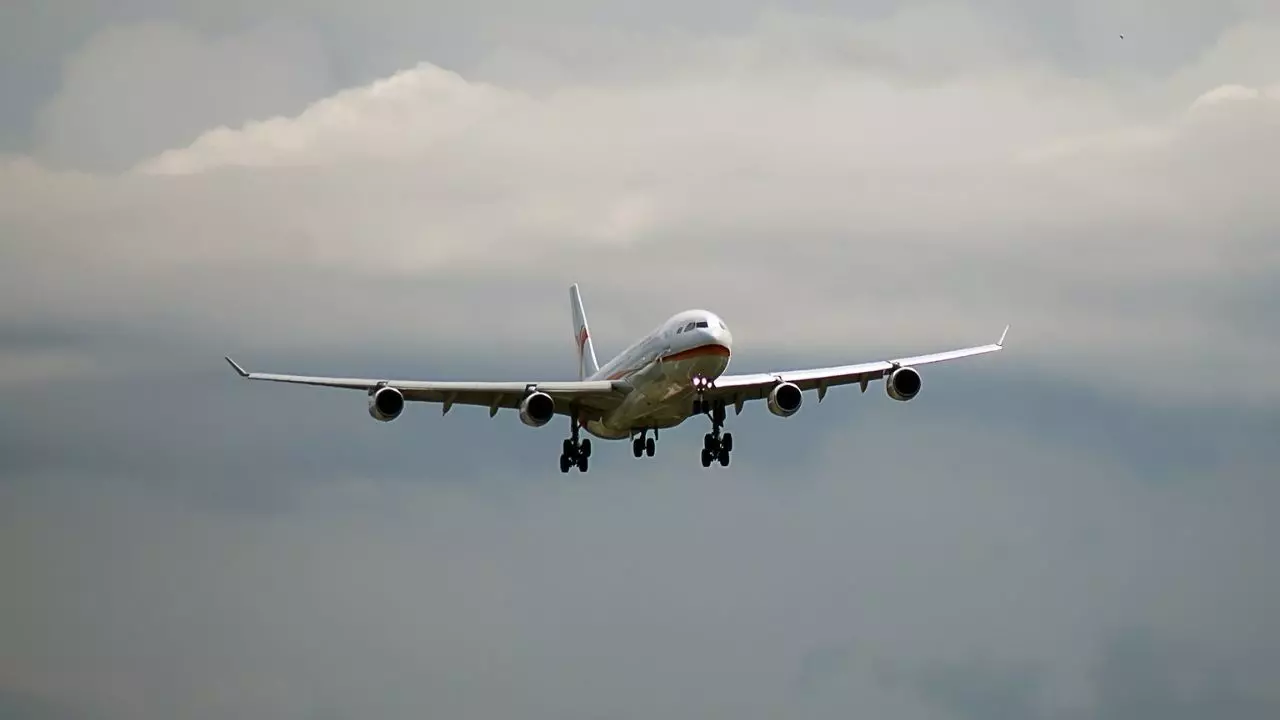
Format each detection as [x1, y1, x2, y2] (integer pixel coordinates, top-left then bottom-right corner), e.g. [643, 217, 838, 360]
[223, 357, 627, 417]
[707, 326, 1008, 408]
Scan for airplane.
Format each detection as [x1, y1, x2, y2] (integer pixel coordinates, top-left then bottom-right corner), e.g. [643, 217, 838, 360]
[225, 284, 1008, 473]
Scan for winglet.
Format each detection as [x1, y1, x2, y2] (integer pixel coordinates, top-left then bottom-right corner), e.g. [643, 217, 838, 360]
[997, 325, 1009, 347]
[224, 356, 249, 378]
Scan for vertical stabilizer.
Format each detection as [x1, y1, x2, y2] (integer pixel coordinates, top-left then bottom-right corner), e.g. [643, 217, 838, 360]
[569, 283, 600, 380]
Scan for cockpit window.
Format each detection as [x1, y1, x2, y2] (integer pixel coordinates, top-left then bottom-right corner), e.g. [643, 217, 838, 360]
[718, 320, 727, 329]
[684, 322, 696, 332]
[695, 321, 709, 328]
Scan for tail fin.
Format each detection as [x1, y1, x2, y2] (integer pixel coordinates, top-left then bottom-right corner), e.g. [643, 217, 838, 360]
[569, 283, 600, 380]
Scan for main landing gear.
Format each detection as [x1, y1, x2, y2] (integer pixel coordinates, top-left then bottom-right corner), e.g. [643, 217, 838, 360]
[631, 429, 657, 458]
[692, 379, 732, 468]
[559, 419, 591, 473]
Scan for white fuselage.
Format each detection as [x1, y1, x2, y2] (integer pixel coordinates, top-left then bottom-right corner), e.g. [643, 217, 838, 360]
[582, 310, 733, 439]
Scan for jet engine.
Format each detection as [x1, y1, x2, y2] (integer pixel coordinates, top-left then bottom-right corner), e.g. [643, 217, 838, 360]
[368, 386, 406, 421]
[885, 366, 922, 402]
[767, 381, 803, 417]
[519, 391, 556, 427]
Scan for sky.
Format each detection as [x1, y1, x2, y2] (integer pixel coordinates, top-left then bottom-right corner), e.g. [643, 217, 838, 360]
[2, 1, 1278, 718]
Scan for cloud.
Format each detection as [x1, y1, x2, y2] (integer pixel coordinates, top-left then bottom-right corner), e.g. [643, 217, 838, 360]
[31, 19, 333, 172]
[139, 63, 523, 174]
[4, 10, 1279, 406]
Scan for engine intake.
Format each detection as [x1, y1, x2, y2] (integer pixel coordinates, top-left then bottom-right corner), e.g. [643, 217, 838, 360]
[767, 381, 803, 417]
[885, 366, 922, 401]
[368, 386, 405, 421]
[519, 391, 556, 427]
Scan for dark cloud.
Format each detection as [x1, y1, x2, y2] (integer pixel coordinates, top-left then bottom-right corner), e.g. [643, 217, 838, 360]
[0, 690, 96, 720]
[2, 337, 1274, 508]
[2, 379, 1275, 719]
[903, 628, 1280, 720]
[0, 322, 86, 351]
[912, 657, 1046, 720]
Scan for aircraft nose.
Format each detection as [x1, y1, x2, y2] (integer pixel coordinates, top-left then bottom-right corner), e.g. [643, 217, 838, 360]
[713, 322, 733, 351]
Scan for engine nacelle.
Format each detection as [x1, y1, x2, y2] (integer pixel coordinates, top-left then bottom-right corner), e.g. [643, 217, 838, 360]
[368, 386, 406, 421]
[519, 391, 556, 427]
[767, 381, 803, 417]
[885, 366, 922, 402]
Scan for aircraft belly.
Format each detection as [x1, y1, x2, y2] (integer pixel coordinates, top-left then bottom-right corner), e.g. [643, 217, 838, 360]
[589, 353, 730, 437]
[583, 420, 631, 440]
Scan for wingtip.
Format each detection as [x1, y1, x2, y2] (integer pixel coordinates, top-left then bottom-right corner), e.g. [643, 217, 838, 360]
[997, 325, 1009, 347]
[224, 356, 249, 378]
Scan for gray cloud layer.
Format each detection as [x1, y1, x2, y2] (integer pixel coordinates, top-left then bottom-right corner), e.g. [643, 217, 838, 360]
[3, 1, 1278, 718]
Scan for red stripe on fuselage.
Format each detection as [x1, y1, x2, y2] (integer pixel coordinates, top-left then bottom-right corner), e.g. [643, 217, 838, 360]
[660, 343, 731, 363]
[604, 343, 730, 380]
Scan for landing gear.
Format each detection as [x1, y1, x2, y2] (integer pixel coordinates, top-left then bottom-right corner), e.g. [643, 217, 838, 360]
[697, 398, 733, 468]
[560, 419, 591, 473]
[631, 429, 657, 459]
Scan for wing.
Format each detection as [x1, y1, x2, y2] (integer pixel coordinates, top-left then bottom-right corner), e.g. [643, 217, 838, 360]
[223, 357, 628, 418]
[706, 326, 1008, 412]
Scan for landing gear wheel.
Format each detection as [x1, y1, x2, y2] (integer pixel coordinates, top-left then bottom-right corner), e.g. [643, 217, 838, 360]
[722, 433, 733, 453]
[718, 448, 730, 466]
[561, 418, 589, 473]
[701, 448, 713, 468]
[631, 431, 656, 459]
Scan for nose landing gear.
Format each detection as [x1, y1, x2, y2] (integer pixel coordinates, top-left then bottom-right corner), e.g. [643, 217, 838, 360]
[690, 375, 716, 415]
[694, 394, 733, 468]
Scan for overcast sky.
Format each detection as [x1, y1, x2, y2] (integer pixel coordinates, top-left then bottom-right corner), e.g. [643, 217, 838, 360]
[2, 1, 1279, 719]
